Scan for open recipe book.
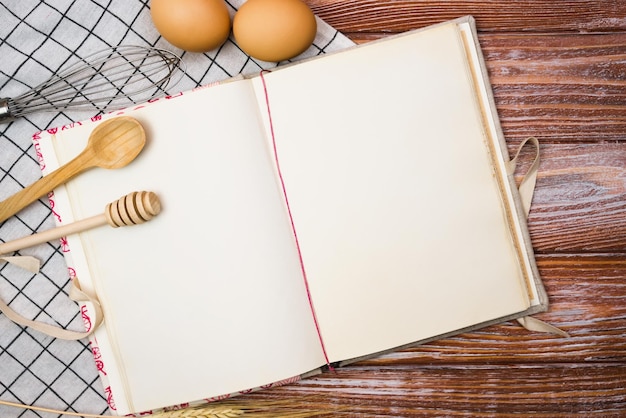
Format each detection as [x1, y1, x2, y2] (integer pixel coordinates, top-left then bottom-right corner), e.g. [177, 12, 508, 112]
[35, 16, 548, 415]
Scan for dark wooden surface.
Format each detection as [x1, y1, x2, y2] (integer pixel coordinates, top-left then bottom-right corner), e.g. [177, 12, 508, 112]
[241, 2, 626, 416]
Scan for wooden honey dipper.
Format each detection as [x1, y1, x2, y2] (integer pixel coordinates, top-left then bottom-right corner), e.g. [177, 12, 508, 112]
[0, 191, 161, 255]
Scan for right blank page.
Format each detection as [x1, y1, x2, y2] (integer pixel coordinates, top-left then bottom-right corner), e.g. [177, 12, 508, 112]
[252, 21, 531, 362]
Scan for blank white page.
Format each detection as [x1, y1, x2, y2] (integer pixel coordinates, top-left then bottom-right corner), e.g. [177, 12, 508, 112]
[251, 22, 531, 362]
[43, 81, 326, 414]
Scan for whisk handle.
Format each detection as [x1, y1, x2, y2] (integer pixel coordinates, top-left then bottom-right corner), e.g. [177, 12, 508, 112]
[0, 98, 15, 124]
[0, 152, 94, 224]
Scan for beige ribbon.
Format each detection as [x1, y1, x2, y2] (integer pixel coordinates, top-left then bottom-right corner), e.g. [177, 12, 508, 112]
[506, 137, 569, 338]
[0, 255, 40, 273]
[516, 315, 569, 337]
[0, 272, 103, 340]
[505, 136, 540, 217]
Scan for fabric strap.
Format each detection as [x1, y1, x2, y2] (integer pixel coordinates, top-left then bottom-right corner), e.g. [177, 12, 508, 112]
[506, 138, 569, 338]
[0, 255, 40, 273]
[505, 136, 541, 217]
[0, 261, 103, 340]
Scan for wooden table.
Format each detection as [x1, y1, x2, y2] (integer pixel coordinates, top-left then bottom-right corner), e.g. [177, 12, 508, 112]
[240, 1, 626, 416]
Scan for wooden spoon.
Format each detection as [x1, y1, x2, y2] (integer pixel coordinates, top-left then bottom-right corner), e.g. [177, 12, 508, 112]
[0, 116, 146, 224]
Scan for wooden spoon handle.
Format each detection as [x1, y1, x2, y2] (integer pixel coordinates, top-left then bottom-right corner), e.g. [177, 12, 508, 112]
[0, 153, 92, 224]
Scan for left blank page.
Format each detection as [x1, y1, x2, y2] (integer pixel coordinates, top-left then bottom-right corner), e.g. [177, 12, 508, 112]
[38, 80, 326, 414]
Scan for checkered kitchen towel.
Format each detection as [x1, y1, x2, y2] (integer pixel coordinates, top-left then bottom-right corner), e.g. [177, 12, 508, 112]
[0, 2, 353, 416]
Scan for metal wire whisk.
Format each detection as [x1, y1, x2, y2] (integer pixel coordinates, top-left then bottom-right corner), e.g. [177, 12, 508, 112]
[0, 45, 185, 124]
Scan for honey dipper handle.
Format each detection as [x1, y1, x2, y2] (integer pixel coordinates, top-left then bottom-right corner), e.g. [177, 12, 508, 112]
[0, 191, 161, 255]
[0, 214, 107, 255]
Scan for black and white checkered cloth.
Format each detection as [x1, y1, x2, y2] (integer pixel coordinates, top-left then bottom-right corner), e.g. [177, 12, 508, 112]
[0, 2, 353, 416]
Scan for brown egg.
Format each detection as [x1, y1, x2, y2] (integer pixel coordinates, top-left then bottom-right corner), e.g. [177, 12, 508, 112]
[150, 0, 231, 52]
[233, 0, 317, 62]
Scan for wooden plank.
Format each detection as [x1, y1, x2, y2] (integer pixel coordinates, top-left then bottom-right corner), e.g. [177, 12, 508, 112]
[483, 33, 626, 142]
[523, 144, 626, 252]
[240, 364, 626, 415]
[307, 0, 626, 34]
[316, 364, 625, 415]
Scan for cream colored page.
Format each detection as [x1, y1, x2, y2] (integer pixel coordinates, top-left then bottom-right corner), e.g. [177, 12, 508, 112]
[251, 23, 530, 362]
[459, 23, 541, 306]
[48, 81, 326, 414]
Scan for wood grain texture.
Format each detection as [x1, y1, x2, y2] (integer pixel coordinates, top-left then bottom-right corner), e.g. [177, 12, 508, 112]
[253, 364, 626, 416]
[307, 0, 626, 34]
[524, 143, 625, 252]
[484, 33, 626, 143]
[266, 365, 625, 414]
